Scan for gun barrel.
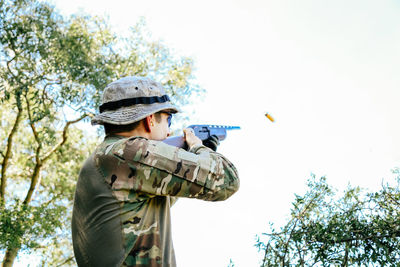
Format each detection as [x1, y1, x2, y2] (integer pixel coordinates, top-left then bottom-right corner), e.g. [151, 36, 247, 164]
[189, 125, 241, 130]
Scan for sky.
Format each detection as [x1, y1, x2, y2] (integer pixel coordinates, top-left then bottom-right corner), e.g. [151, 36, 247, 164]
[15, 0, 400, 266]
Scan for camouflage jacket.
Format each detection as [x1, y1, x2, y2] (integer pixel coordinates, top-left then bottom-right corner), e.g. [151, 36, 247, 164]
[71, 135, 239, 267]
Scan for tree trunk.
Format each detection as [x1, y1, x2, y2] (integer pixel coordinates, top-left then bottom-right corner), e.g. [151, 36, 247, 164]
[2, 246, 20, 267]
[0, 101, 23, 202]
[341, 241, 349, 267]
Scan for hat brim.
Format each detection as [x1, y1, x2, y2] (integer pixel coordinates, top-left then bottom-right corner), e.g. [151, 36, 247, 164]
[91, 102, 179, 125]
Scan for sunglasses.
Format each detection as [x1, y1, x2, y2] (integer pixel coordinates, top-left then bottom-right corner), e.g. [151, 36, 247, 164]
[159, 112, 172, 127]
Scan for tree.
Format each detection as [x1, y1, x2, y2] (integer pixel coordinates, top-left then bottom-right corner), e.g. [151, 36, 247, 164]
[0, 0, 201, 265]
[256, 169, 400, 266]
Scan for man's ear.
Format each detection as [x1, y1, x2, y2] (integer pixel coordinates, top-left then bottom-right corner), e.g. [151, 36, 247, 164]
[144, 115, 152, 132]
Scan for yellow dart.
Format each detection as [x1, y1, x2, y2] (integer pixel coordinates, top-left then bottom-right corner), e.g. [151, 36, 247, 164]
[265, 113, 275, 122]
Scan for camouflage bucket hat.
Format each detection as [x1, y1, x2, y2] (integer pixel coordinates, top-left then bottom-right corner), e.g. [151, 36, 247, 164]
[91, 76, 179, 125]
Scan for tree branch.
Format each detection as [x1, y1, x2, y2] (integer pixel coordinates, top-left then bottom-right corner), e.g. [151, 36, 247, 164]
[341, 241, 349, 267]
[41, 113, 88, 162]
[42, 82, 57, 105]
[384, 190, 400, 206]
[295, 242, 305, 267]
[23, 152, 42, 205]
[56, 256, 74, 267]
[23, 94, 43, 205]
[5, 33, 23, 81]
[6, 52, 21, 80]
[23, 113, 88, 204]
[25, 93, 41, 144]
[281, 192, 323, 265]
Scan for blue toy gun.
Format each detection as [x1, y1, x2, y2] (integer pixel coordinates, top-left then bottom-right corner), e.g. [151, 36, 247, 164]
[163, 124, 240, 149]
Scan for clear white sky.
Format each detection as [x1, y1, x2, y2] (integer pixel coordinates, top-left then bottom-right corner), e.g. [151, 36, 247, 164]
[18, 0, 400, 266]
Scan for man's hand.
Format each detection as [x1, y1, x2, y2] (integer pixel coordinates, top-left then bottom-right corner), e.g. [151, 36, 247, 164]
[183, 128, 202, 149]
[202, 135, 220, 151]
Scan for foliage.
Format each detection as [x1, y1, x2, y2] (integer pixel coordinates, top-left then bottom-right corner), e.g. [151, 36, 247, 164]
[256, 169, 400, 266]
[0, 0, 201, 265]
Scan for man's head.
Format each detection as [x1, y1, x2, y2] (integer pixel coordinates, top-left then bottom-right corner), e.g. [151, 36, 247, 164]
[92, 76, 178, 139]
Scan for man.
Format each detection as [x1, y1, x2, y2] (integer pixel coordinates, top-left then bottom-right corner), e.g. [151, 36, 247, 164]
[71, 76, 239, 266]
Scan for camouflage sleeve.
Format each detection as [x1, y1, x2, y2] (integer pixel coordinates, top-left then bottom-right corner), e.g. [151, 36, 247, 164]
[102, 136, 239, 201]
